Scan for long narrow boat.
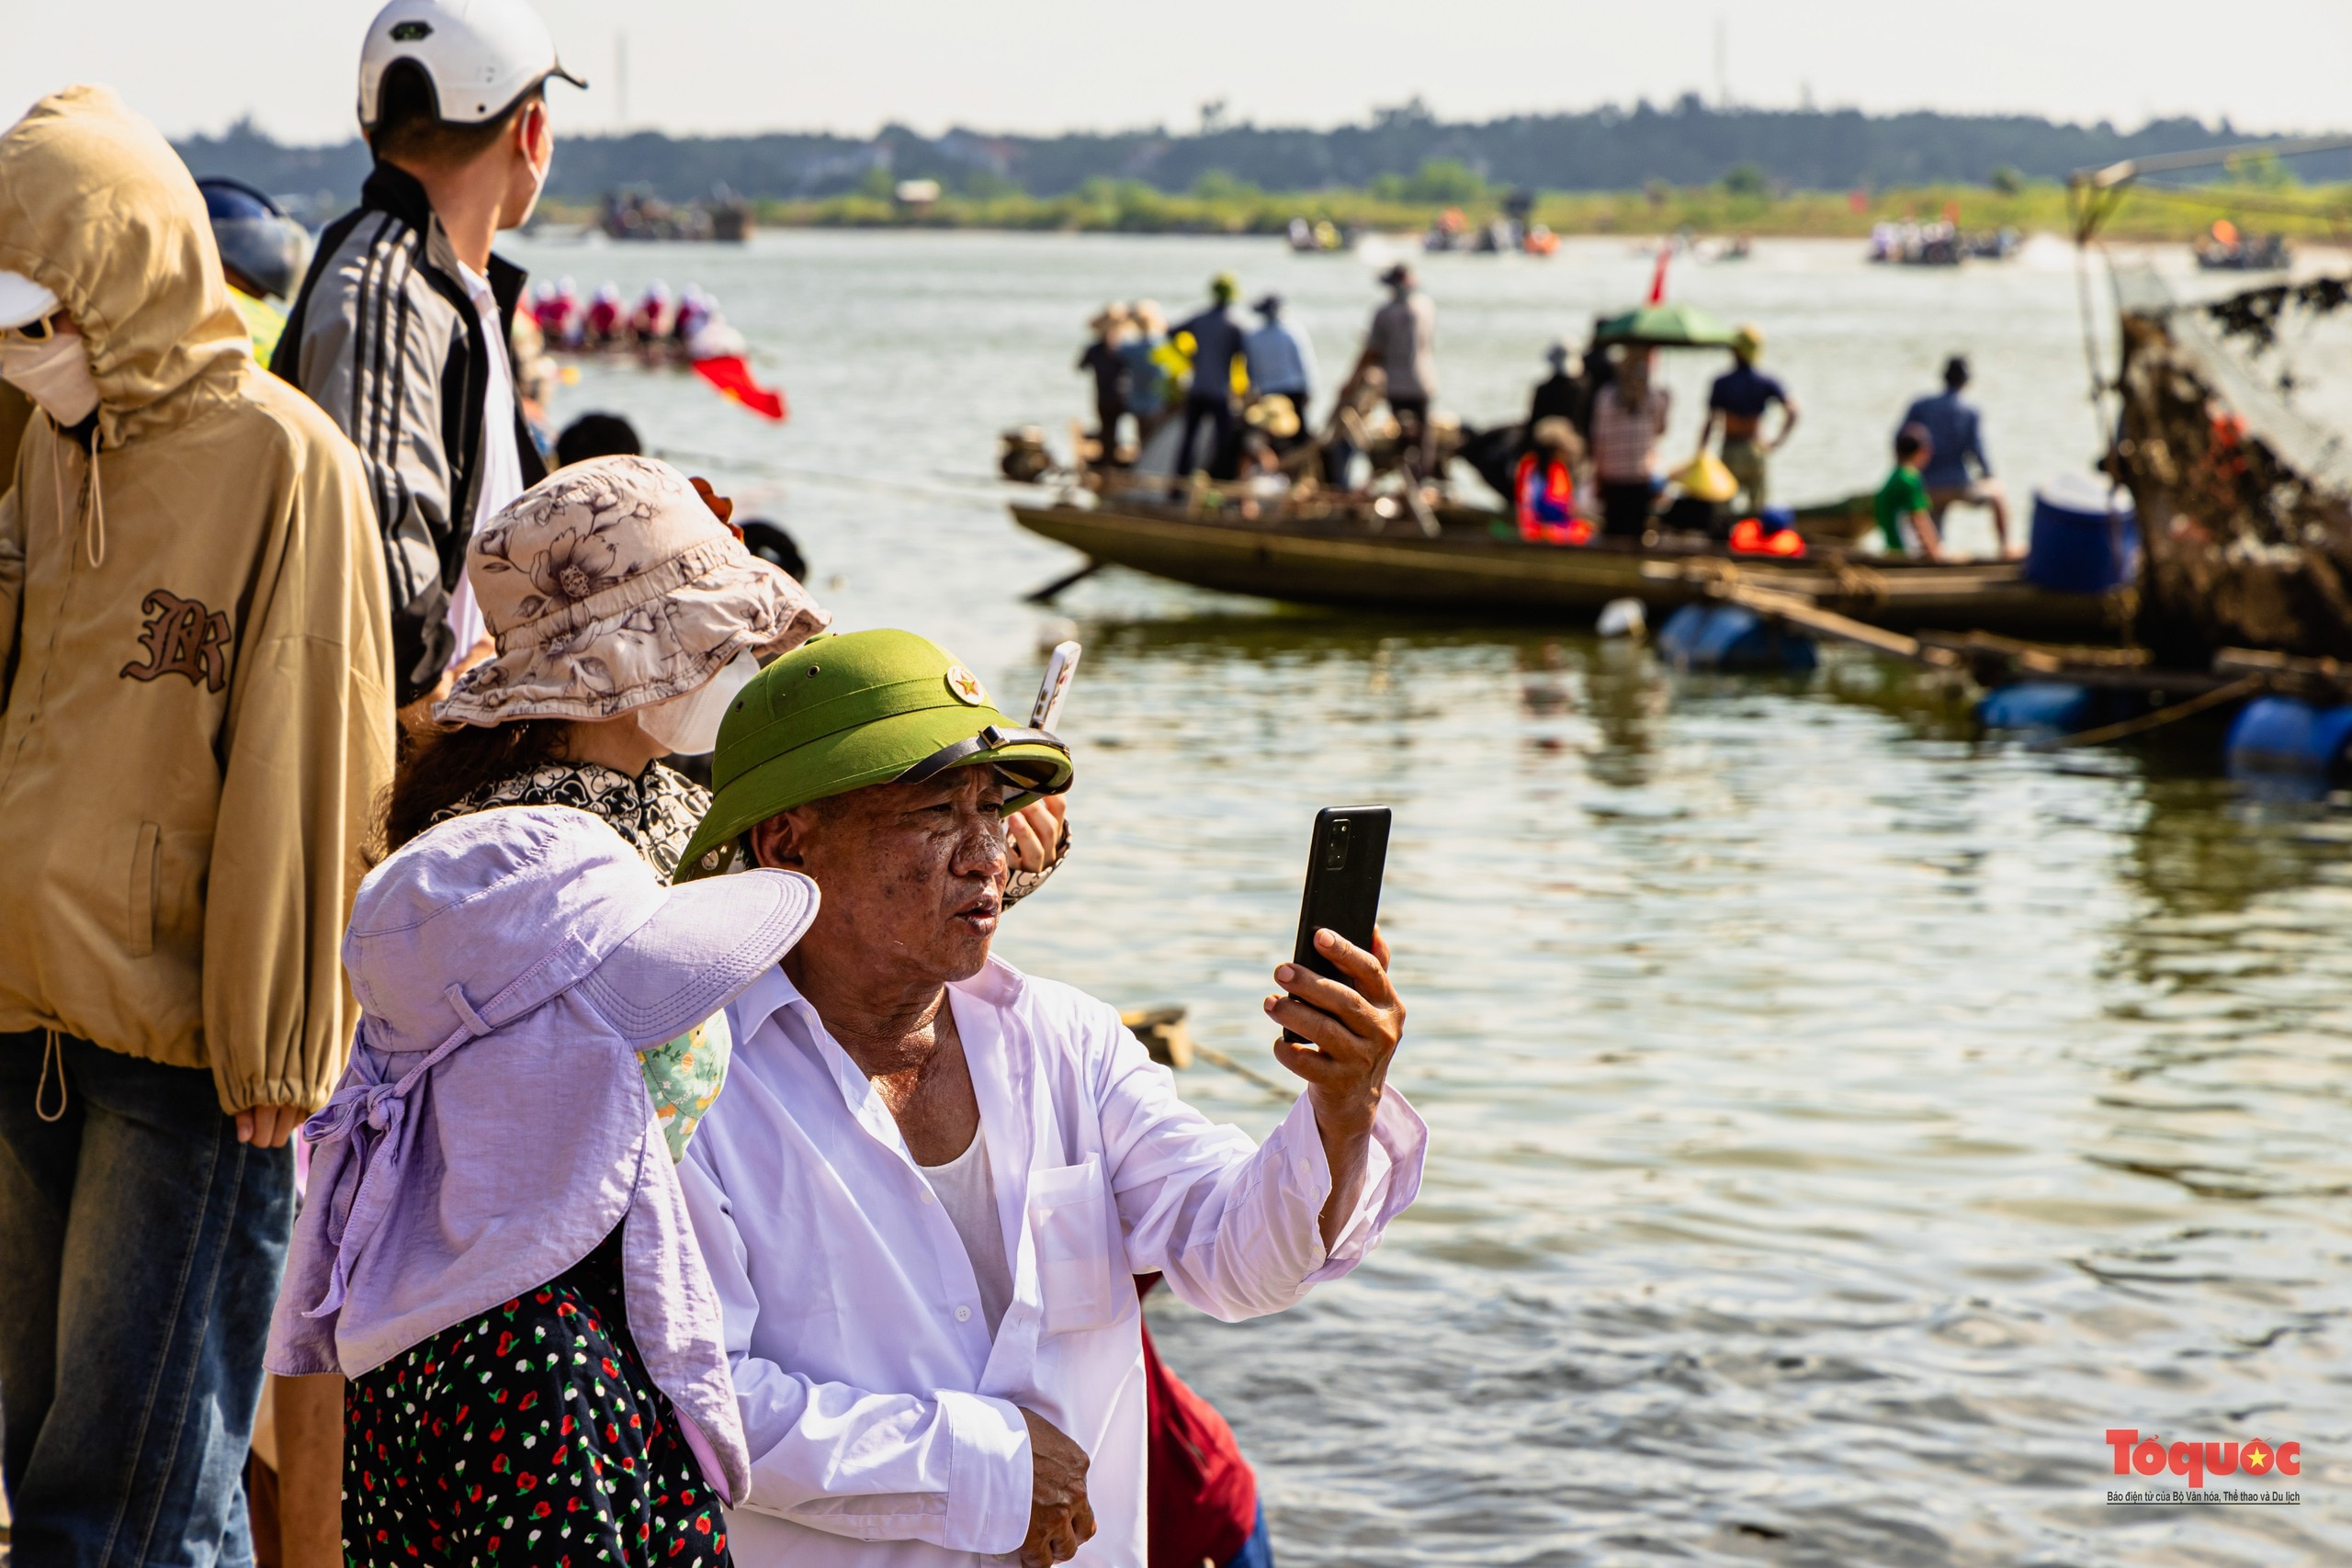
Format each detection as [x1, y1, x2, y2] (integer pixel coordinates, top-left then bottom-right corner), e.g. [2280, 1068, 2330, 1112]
[1010, 493, 2127, 643]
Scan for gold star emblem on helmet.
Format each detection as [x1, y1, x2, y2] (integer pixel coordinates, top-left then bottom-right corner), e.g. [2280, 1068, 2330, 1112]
[944, 665, 987, 706]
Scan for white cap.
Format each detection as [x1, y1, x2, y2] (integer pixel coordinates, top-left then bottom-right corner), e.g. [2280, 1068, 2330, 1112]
[357, 0, 584, 130]
[0, 271, 59, 331]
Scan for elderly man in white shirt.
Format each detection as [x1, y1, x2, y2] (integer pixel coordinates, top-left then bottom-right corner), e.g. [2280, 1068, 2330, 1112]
[669, 629, 1425, 1568]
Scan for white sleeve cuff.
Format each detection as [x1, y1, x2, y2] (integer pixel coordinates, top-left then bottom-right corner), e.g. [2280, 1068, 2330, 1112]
[1267, 1088, 1429, 1283]
[940, 1389, 1032, 1556]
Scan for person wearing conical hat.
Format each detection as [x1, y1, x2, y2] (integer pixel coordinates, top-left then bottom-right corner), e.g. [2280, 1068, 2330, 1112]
[672, 631, 1426, 1568]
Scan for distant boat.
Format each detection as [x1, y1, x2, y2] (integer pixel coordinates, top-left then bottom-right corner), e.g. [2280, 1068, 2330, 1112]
[2193, 221, 2290, 272]
[1008, 492, 2119, 644]
[600, 186, 754, 243]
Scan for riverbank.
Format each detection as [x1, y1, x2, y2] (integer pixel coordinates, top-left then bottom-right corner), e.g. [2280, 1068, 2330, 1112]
[544, 180, 2348, 244]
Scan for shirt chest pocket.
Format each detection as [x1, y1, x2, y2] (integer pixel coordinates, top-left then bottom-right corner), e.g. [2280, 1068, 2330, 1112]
[1027, 1156, 1125, 1337]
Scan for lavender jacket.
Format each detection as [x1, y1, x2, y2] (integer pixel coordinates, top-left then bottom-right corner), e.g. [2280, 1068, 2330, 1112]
[265, 807, 819, 1506]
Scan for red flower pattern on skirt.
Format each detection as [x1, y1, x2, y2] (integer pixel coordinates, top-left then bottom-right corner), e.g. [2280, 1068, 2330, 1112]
[344, 1228, 729, 1568]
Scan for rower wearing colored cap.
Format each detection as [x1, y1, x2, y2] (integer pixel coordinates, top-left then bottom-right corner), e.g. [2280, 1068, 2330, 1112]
[673, 629, 1426, 1568]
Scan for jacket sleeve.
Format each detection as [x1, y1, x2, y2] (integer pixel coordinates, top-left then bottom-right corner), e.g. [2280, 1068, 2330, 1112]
[284, 221, 458, 705]
[200, 412, 397, 1113]
[677, 1156, 1035, 1553]
[1090, 1003, 1426, 1321]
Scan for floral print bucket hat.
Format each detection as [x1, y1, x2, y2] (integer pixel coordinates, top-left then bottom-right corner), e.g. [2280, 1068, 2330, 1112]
[435, 455, 830, 727]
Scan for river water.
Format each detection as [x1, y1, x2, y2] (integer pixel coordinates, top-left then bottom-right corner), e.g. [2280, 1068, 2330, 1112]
[514, 231, 2351, 1566]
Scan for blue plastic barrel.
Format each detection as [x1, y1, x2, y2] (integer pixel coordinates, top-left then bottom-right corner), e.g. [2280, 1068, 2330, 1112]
[2223, 696, 2352, 778]
[2024, 475, 2141, 593]
[1977, 682, 2092, 733]
[1656, 603, 1817, 672]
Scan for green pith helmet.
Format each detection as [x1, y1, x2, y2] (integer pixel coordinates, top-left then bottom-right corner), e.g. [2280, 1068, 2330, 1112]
[673, 629, 1073, 882]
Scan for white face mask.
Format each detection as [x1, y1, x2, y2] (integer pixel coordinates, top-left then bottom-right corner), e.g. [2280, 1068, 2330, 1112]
[1, 328, 99, 427]
[638, 649, 761, 756]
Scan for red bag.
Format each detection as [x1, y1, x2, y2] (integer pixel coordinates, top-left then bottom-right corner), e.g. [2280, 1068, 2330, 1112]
[1138, 1276, 1259, 1568]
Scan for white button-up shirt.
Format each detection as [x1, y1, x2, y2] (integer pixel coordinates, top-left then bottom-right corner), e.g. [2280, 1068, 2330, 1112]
[680, 956, 1426, 1566]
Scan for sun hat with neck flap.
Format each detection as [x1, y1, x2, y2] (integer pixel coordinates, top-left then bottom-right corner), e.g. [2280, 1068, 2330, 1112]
[673, 628, 1074, 882]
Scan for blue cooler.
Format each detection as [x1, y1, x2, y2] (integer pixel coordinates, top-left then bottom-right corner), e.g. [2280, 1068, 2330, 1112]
[2025, 475, 2141, 593]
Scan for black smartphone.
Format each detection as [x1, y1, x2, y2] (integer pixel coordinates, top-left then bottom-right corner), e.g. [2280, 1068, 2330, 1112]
[1283, 806, 1392, 1044]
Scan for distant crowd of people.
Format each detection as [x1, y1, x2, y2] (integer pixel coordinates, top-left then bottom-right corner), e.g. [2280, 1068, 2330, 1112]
[1077, 270, 2009, 565]
[1076, 262, 1440, 500]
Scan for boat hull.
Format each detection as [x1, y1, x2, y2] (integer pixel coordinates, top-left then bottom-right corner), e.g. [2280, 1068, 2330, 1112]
[1011, 501, 2121, 642]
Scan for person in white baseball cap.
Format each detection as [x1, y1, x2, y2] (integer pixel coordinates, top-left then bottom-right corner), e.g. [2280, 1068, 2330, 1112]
[275, 0, 585, 716]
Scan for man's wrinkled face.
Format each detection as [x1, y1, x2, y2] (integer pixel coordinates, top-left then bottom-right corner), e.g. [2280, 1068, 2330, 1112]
[751, 767, 1011, 987]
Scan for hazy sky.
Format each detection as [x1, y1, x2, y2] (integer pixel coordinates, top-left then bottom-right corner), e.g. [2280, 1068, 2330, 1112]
[11, 1, 2351, 145]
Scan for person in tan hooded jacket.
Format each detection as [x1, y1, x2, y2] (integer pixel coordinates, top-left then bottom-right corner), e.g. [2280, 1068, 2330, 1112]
[0, 85, 393, 1566]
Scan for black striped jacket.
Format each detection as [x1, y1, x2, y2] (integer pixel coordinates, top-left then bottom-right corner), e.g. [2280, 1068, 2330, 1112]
[273, 162, 546, 705]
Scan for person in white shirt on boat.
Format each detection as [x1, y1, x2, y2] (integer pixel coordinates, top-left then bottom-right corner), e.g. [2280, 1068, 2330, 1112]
[669, 628, 1426, 1568]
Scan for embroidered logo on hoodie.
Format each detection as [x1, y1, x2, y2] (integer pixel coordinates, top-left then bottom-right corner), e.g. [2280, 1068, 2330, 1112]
[120, 589, 233, 692]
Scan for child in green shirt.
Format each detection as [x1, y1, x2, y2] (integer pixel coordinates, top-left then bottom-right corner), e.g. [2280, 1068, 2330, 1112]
[1874, 423, 1945, 560]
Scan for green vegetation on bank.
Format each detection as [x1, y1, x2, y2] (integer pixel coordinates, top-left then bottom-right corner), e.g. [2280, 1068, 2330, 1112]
[546, 161, 2352, 245]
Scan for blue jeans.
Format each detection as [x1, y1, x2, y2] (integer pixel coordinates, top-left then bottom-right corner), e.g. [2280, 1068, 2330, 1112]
[1224, 1500, 1274, 1568]
[0, 1033, 293, 1568]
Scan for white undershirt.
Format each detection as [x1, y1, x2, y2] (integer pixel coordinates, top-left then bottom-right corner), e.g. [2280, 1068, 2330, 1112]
[449, 260, 526, 671]
[918, 1128, 1012, 1339]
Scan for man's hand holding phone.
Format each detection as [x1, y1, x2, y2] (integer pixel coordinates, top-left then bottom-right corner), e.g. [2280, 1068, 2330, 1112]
[1265, 926, 1406, 1249]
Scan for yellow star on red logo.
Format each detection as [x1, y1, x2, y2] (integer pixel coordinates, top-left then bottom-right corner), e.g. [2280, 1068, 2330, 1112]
[2244, 1444, 2270, 1472]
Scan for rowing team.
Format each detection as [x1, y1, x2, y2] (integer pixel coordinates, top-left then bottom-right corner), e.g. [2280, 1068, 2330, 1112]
[532, 276, 745, 362]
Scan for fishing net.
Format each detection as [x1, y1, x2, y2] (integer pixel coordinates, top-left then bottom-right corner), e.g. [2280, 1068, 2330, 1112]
[2112, 265, 2352, 661]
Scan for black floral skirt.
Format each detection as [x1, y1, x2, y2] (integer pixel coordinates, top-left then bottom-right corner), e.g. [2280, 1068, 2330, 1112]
[345, 1228, 731, 1567]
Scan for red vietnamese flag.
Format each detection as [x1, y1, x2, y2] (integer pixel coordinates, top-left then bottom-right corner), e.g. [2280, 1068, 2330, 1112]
[692, 355, 787, 422]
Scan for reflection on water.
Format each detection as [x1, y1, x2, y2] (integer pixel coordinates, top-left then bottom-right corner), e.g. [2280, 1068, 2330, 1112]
[514, 232, 2352, 1564]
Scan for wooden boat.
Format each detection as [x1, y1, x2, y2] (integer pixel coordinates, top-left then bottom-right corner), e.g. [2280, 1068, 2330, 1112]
[1010, 492, 2126, 642]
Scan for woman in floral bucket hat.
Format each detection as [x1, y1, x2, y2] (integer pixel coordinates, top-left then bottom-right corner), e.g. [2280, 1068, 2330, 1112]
[384, 455, 1070, 1159]
[383, 455, 825, 1160]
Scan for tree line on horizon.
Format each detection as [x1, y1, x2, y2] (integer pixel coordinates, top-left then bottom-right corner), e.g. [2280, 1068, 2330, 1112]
[176, 96, 2347, 217]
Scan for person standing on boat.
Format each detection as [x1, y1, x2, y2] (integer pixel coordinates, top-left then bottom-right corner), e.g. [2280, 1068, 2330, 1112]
[1528, 342, 1588, 436]
[1590, 346, 1669, 538]
[1874, 423, 1946, 562]
[1075, 304, 1130, 465]
[1245, 292, 1317, 449]
[274, 0, 583, 714]
[1116, 299, 1172, 449]
[1697, 325, 1798, 513]
[1171, 274, 1250, 480]
[1901, 355, 2016, 558]
[1354, 263, 1439, 483]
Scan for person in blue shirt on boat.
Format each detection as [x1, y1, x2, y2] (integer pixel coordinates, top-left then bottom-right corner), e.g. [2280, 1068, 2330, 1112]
[1171, 273, 1252, 480]
[1901, 355, 2018, 558]
[1116, 299, 1171, 446]
[1696, 324, 1798, 513]
[1245, 292, 1317, 449]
